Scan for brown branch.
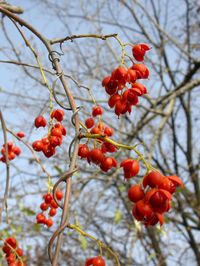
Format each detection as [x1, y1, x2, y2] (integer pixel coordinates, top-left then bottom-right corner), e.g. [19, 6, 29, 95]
[0, 110, 10, 223]
[0, 1, 24, 14]
[50, 33, 118, 45]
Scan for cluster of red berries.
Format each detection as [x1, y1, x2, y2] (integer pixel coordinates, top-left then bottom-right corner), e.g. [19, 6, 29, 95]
[79, 107, 118, 172]
[128, 171, 183, 226]
[85, 106, 114, 137]
[85, 256, 105, 266]
[36, 190, 63, 228]
[102, 43, 150, 116]
[32, 109, 66, 158]
[81, 106, 183, 227]
[2, 237, 25, 266]
[80, 112, 143, 176]
[0, 141, 21, 163]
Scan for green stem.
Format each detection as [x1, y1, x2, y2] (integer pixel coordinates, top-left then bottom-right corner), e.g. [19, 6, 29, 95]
[114, 35, 126, 66]
[80, 133, 151, 171]
[68, 224, 121, 265]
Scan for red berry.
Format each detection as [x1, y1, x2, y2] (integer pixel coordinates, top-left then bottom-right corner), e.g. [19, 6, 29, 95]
[1, 147, 5, 155]
[8, 263, 18, 266]
[105, 79, 118, 95]
[2, 244, 11, 254]
[100, 157, 117, 172]
[122, 89, 138, 106]
[104, 127, 113, 137]
[8, 152, 16, 160]
[148, 213, 165, 226]
[102, 76, 111, 87]
[50, 199, 58, 208]
[158, 178, 175, 193]
[114, 99, 127, 116]
[132, 83, 147, 95]
[120, 159, 140, 179]
[51, 127, 62, 138]
[78, 144, 90, 159]
[108, 94, 121, 108]
[143, 171, 165, 188]
[6, 253, 15, 263]
[128, 185, 145, 203]
[112, 66, 127, 85]
[49, 208, 57, 217]
[36, 213, 46, 224]
[101, 157, 113, 172]
[32, 140, 43, 152]
[90, 148, 104, 164]
[41, 137, 50, 146]
[54, 123, 67, 136]
[92, 106, 103, 117]
[90, 127, 101, 134]
[132, 43, 150, 61]
[12, 146, 21, 156]
[85, 257, 95, 266]
[49, 135, 62, 147]
[5, 237, 17, 249]
[46, 218, 53, 227]
[0, 156, 6, 163]
[167, 175, 184, 188]
[42, 145, 55, 158]
[16, 248, 23, 256]
[3, 141, 13, 151]
[56, 190, 63, 201]
[101, 142, 116, 153]
[61, 125, 67, 136]
[6, 253, 16, 265]
[131, 64, 149, 79]
[92, 256, 106, 266]
[40, 202, 49, 211]
[51, 128, 63, 137]
[146, 188, 171, 213]
[127, 69, 137, 83]
[85, 117, 95, 129]
[43, 148, 55, 158]
[127, 90, 138, 105]
[132, 200, 153, 221]
[51, 109, 65, 122]
[159, 176, 183, 194]
[43, 193, 53, 204]
[16, 131, 25, 138]
[34, 116, 47, 128]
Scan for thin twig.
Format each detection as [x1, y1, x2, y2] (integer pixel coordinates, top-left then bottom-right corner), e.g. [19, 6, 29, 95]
[50, 33, 118, 45]
[0, 110, 10, 223]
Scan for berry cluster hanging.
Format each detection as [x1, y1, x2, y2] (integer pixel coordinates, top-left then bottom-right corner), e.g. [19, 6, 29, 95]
[102, 44, 150, 116]
[32, 109, 66, 158]
[0, 141, 21, 163]
[36, 190, 63, 228]
[2, 237, 25, 266]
